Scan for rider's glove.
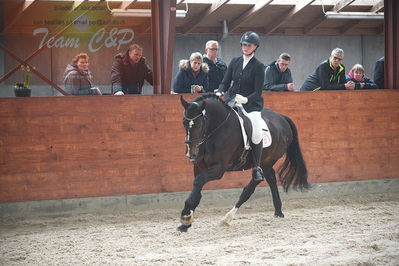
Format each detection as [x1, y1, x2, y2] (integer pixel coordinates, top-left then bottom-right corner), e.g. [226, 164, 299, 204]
[235, 94, 248, 104]
[215, 91, 222, 97]
[114, 91, 124, 96]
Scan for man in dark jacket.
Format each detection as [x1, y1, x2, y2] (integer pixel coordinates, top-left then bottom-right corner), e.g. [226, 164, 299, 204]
[202, 40, 227, 92]
[373, 56, 384, 89]
[111, 44, 153, 95]
[300, 48, 355, 91]
[264, 53, 294, 91]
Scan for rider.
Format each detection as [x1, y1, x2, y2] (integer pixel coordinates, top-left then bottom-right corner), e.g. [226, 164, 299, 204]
[216, 31, 265, 182]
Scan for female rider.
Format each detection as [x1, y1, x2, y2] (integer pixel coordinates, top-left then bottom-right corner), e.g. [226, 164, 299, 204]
[216, 31, 265, 182]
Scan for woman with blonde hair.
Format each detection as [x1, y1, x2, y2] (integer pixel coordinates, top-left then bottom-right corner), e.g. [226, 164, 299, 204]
[63, 53, 101, 95]
[346, 64, 378, 90]
[172, 52, 209, 94]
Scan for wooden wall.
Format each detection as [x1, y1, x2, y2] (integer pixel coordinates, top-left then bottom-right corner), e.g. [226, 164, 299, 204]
[0, 90, 398, 203]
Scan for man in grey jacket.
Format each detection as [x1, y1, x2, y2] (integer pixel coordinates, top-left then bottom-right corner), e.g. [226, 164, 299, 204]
[263, 53, 294, 91]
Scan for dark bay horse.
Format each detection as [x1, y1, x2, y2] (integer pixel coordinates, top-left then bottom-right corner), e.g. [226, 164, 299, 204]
[178, 93, 309, 232]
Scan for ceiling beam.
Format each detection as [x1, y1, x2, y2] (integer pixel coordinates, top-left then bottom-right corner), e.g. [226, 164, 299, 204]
[182, 0, 230, 34]
[370, 0, 384, 13]
[333, 0, 355, 12]
[340, 0, 384, 34]
[303, 14, 326, 34]
[228, 0, 273, 32]
[262, 0, 315, 35]
[119, 1, 137, 10]
[3, 0, 37, 33]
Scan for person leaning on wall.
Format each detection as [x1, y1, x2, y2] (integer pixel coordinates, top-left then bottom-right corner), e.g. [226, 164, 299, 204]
[346, 64, 378, 90]
[203, 40, 227, 92]
[172, 52, 209, 94]
[300, 48, 355, 91]
[373, 56, 384, 89]
[111, 43, 153, 95]
[263, 52, 294, 92]
[63, 53, 102, 96]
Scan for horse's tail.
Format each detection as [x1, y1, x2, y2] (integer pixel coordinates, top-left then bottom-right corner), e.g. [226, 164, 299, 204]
[277, 115, 310, 192]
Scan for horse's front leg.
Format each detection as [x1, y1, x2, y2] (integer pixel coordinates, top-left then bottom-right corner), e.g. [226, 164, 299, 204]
[177, 165, 224, 232]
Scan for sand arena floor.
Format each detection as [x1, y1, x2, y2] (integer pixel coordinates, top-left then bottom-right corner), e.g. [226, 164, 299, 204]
[0, 193, 398, 265]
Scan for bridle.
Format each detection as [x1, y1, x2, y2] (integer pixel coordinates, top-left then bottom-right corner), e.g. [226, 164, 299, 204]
[184, 103, 232, 147]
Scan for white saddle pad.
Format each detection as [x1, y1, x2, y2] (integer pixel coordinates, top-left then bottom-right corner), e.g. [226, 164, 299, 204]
[232, 109, 272, 149]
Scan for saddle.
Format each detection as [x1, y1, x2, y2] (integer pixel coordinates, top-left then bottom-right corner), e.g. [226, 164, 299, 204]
[227, 107, 272, 171]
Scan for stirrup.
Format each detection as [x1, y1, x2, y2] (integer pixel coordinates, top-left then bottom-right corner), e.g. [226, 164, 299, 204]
[252, 167, 264, 181]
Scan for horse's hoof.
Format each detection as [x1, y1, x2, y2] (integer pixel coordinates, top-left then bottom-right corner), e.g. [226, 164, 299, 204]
[274, 212, 285, 218]
[177, 224, 191, 232]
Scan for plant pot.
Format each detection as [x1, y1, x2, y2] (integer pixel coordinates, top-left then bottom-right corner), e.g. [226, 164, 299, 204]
[14, 87, 31, 97]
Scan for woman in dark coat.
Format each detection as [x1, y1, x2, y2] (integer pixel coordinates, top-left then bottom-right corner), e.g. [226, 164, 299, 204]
[63, 53, 101, 95]
[346, 64, 378, 90]
[172, 52, 209, 94]
[216, 31, 265, 182]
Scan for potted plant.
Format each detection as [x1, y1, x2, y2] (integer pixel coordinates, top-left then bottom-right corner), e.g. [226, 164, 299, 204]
[14, 64, 34, 97]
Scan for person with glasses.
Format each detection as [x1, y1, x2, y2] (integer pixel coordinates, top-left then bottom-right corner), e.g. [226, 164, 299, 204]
[263, 52, 294, 91]
[300, 48, 355, 91]
[202, 40, 227, 92]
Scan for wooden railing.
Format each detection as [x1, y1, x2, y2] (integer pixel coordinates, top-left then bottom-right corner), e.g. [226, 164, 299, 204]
[1, 90, 398, 203]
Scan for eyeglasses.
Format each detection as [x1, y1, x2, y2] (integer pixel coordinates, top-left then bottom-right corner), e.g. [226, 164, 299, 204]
[332, 56, 343, 61]
[207, 48, 218, 51]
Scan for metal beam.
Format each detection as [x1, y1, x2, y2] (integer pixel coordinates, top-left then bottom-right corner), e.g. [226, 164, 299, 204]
[263, 0, 315, 35]
[333, 0, 355, 12]
[182, 0, 230, 34]
[228, 0, 273, 32]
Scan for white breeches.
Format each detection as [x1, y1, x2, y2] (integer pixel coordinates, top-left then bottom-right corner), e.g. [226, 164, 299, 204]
[239, 106, 263, 145]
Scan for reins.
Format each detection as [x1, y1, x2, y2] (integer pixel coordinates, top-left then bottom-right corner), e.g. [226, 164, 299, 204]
[184, 106, 233, 146]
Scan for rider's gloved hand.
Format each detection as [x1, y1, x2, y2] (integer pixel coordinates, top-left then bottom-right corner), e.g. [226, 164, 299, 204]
[215, 91, 222, 97]
[114, 91, 124, 96]
[234, 94, 248, 104]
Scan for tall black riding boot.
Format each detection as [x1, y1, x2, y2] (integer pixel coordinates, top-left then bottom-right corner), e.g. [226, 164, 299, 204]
[251, 141, 264, 181]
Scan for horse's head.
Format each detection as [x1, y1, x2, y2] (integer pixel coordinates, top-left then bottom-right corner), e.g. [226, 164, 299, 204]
[180, 96, 207, 163]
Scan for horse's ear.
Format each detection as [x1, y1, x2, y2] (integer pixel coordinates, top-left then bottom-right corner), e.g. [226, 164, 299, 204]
[180, 96, 189, 109]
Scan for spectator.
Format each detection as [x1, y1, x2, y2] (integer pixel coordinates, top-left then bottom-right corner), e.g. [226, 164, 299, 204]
[300, 48, 355, 91]
[216, 31, 265, 182]
[264, 52, 294, 91]
[172, 52, 209, 94]
[63, 53, 101, 95]
[111, 43, 153, 95]
[373, 56, 384, 89]
[203, 40, 227, 92]
[346, 64, 378, 90]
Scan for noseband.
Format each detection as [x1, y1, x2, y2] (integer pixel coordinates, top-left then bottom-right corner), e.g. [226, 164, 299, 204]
[184, 104, 232, 147]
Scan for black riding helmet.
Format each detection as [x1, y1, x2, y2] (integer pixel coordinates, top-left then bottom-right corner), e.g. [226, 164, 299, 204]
[240, 31, 260, 47]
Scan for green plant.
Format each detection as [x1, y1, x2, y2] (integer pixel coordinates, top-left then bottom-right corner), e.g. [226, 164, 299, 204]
[14, 64, 35, 89]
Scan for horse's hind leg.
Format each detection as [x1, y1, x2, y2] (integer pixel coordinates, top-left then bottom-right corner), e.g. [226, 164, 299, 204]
[222, 177, 262, 226]
[264, 167, 284, 217]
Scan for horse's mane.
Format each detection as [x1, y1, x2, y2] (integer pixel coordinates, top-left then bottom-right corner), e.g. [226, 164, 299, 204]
[192, 93, 230, 109]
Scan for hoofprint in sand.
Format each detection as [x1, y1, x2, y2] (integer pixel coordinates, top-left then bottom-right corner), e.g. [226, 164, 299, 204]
[0, 193, 398, 265]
